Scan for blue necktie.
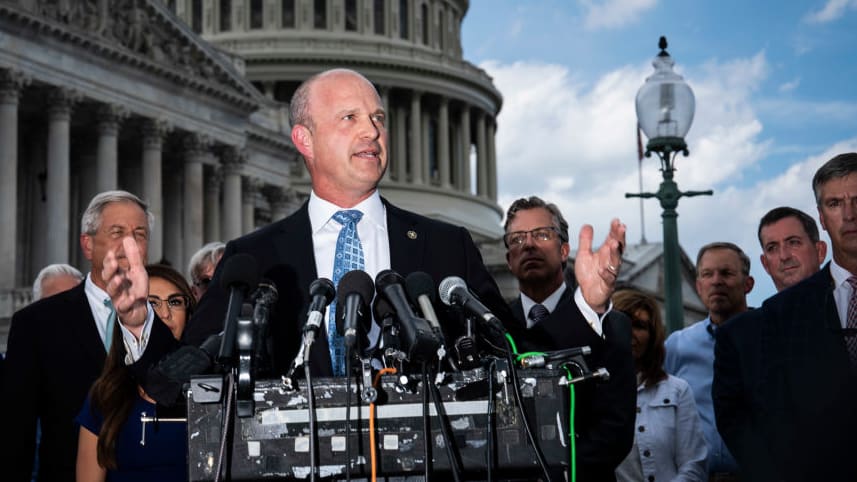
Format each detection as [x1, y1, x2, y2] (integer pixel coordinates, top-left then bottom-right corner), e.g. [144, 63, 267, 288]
[329, 210, 365, 375]
[103, 298, 116, 351]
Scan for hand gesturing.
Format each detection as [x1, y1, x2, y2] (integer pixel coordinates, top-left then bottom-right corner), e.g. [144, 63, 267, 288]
[574, 218, 626, 313]
[102, 236, 149, 336]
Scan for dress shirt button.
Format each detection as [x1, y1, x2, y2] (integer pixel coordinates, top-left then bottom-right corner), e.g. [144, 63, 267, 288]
[663, 398, 670, 404]
[647, 476, 655, 482]
[636, 406, 641, 413]
[643, 449, 651, 457]
[638, 425, 645, 432]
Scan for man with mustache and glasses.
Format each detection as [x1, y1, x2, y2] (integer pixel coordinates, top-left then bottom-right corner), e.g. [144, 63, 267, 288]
[664, 242, 754, 482]
[757, 206, 826, 292]
[714, 154, 857, 481]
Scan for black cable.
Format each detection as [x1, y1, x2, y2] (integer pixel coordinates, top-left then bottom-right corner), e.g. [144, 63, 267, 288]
[305, 362, 318, 482]
[504, 339, 553, 482]
[345, 352, 352, 482]
[428, 379, 464, 482]
[486, 359, 497, 482]
[214, 372, 234, 482]
[421, 363, 432, 482]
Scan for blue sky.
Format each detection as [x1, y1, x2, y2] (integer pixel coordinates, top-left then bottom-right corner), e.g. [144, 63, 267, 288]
[460, 0, 857, 307]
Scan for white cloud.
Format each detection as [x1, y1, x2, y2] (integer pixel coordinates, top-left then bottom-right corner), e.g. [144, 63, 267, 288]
[778, 78, 801, 93]
[577, 0, 658, 30]
[805, 0, 857, 23]
[482, 52, 857, 305]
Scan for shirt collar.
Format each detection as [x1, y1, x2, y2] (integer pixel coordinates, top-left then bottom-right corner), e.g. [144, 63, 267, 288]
[84, 272, 113, 317]
[308, 190, 385, 233]
[829, 257, 855, 289]
[520, 282, 567, 322]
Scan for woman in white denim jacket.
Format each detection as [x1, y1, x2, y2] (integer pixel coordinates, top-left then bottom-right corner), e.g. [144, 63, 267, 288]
[614, 289, 708, 482]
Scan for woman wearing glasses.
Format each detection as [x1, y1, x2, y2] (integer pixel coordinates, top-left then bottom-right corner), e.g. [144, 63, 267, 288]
[613, 289, 707, 482]
[76, 264, 195, 481]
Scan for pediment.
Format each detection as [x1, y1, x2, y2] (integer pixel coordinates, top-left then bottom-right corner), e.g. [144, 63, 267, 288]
[1, 0, 262, 111]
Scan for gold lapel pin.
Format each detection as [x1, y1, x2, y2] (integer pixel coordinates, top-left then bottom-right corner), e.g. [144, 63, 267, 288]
[407, 230, 417, 240]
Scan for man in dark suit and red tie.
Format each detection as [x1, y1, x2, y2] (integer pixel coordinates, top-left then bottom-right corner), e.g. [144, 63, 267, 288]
[107, 68, 512, 379]
[713, 153, 857, 481]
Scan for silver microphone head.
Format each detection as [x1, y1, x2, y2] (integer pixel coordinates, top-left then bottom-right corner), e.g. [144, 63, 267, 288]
[438, 276, 467, 306]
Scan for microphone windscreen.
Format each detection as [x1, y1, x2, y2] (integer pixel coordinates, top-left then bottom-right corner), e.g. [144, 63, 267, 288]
[336, 270, 375, 306]
[373, 295, 395, 321]
[219, 253, 259, 292]
[375, 269, 405, 293]
[405, 271, 436, 303]
[308, 277, 336, 304]
[438, 276, 466, 306]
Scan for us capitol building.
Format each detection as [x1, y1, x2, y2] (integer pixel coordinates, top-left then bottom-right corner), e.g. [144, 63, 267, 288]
[0, 0, 505, 347]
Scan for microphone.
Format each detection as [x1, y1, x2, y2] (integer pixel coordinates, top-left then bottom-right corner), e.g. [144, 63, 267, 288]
[217, 253, 259, 364]
[373, 295, 400, 354]
[251, 278, 278, 371]
[335, 270, 374, 349]
[438, 276, 506, 335]
[405, 272, 443, 341]
[303, 278, 336, 346]
[375, 270, 440, 362]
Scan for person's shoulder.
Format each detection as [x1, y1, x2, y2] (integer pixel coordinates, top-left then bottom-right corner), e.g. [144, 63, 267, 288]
[666, 319, 706, 342]
[384, 198, 465, 235]
[230, 205, 308, 248]
[13, 283, 85, 323]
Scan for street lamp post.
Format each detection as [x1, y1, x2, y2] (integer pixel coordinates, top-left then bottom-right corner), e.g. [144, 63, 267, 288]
[627, 37, 712, 334]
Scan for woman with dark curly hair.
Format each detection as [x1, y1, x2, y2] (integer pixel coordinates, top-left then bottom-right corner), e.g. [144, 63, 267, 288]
[76, 264, 195, 481]
[613, 289, 707, 482]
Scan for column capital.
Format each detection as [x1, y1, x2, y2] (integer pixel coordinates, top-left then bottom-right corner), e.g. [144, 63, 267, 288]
[0, 69, 31, 103]
[142, 118, 173, 148]
[242, 177, 261, 201]
[46, 87, 82, 119]
[262, 184, 293, 206]
[183, 133, 212, 160]
[221, 146, 247, 175]
[96, 103, 130, 136]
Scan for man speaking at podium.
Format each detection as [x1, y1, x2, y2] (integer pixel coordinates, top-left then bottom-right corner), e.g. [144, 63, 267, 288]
[107, 68, 510, 378]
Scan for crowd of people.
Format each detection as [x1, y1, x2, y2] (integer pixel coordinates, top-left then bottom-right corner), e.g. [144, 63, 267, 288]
[0, 67, 855, 482]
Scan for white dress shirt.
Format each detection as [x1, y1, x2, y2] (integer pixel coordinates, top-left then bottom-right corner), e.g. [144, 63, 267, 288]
[518, 282, 611, 336]
[829, 258, 857, 328]
[308, 190, 390, 344]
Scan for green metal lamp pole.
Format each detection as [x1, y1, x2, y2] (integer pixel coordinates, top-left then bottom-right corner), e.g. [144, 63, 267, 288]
[628, 37, 713, 334]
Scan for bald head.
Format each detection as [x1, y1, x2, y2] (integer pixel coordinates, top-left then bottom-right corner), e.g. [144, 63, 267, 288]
[289, 68, 380, 130]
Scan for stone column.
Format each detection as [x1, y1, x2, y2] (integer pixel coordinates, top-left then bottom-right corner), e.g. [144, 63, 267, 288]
[409, 91, 423, 184]
[458, 104, 471, 193]
[394, 103, 407, 182]
[46, 87, 80, 264]
[163, 162, 183, 267]
[379, 86, 391, 182]
[242, 177, 259, 234]
[475, 110, 488, 197]
[487, 118, 497, 200]
[141, 119, 172, 263]
[264, 184, 292, 221]
[438, 97, 451, 188]
[204, 165, 222, 243]
[95, 104, 128, 193]
[221, 147, 244, 241]
[183, 134, 209, 272]
[0, 70, 29, 297]
[421, 110, 430, 183]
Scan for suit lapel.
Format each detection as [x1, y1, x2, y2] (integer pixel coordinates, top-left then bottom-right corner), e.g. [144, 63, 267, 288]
[65, 282, 107, 366]
[385, 199, 425, 275]
[273, 201, 318, 285]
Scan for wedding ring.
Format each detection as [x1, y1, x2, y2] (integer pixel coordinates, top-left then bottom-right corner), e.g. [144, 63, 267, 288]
[606, 264, 618, 276]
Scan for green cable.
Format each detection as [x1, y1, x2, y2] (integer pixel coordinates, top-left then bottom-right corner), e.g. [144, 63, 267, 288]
[563, 366, 577, 482]
[504, 333, 519, 354]
[515, 351, 546, 362]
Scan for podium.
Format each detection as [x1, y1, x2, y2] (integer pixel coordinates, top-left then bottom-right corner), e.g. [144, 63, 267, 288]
[187, 365, 570, 480]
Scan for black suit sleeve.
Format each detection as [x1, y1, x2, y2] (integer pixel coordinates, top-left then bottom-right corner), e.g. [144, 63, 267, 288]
[713, 311, 779, 480]
[0, 309, 40, 481]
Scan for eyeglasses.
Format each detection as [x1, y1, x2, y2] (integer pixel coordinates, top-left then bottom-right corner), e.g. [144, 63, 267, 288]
[193, 277, 211, 289]
[147, 294, 189, 312]
[504, 226, 561, 248]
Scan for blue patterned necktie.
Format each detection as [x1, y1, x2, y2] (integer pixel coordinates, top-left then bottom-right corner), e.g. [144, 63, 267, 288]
[329, 210, 365, 375]
[103, 298, 116, 351]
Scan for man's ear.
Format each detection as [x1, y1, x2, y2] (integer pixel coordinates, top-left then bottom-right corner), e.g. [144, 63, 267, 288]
[81, 234, 93, 261]
[760, 254, 772, 276]
[560, 242, 570, 262]
[291, 124, 313, 162]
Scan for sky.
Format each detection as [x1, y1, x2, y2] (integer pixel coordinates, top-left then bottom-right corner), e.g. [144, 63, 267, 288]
[461, 0, 857, 307]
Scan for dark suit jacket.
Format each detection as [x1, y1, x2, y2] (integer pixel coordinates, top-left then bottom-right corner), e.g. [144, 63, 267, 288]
[182, 198, 512, 376]
[506, 287, 636, 482]
[713, 264, 857, 481]
[0, 283, 104, 482]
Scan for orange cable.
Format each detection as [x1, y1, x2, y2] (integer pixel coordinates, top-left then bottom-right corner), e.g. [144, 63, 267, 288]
[369, 367, 397, 482]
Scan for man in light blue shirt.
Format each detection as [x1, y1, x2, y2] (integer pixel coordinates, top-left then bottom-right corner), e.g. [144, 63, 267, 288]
[664, 242, 754, 479]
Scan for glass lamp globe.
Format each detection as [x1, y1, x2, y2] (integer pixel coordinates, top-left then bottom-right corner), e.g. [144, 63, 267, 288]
[635, 37, 695, 143]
